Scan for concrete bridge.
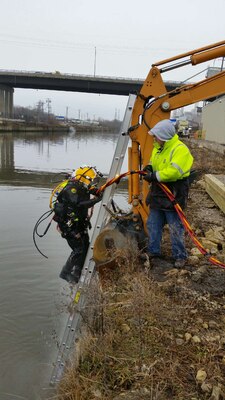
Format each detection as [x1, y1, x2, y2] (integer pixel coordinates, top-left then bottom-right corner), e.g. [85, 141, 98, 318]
[0, 69, 181, 118]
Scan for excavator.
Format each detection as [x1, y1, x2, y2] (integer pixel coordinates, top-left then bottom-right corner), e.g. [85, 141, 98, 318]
[50, 40, 225, 386]
[93, 40, 225, 266]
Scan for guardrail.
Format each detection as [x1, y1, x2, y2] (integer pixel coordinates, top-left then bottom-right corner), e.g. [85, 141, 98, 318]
[0, 69, 145, 81]
[0, 69, 182, 87]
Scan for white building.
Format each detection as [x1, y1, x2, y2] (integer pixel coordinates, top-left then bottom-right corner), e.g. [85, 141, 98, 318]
[202, 96, 225, 145]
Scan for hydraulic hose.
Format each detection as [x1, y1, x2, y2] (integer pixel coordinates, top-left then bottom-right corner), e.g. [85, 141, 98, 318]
[158, 181, 225, 269]
[96, 170, 225, 270]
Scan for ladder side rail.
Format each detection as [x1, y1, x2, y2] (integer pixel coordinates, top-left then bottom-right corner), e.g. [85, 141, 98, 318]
[51, 311, 83, 384]
[50, 94, 136, 386]
[80, 93, 137, 283]
[107, 94, 136, 179]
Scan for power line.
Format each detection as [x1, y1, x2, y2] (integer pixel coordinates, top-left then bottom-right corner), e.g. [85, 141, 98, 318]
[0, 33, 188, 55]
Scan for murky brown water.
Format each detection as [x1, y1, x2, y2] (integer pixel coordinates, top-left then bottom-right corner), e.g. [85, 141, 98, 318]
[0, 129, 128, 399]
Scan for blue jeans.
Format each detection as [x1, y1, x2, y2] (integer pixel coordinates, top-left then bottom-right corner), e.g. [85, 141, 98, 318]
[146, 209, 187, 260]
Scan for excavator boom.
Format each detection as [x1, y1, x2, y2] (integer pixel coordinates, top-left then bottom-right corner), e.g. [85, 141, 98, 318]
[128, 40, 225, 226]
[93, 40, 225, 267]
[51, 41, 225, 387]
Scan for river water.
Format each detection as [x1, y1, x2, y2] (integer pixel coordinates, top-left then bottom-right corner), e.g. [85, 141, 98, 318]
[0, 129, 129, 399]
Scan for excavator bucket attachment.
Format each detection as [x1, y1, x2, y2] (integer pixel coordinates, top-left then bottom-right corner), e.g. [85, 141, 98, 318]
[93, 222, 134, 266]
[93, 215, 147, 270]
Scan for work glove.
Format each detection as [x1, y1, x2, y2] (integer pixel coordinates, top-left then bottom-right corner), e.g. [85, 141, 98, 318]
[143, 171, 157, 183]
[142, 164, 153, 173]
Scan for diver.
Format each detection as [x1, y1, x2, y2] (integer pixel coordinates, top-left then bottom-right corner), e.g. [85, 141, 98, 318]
[52, 165, 103, 283]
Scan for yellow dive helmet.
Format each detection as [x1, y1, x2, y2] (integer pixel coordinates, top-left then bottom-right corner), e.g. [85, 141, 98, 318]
[73, 166, 97, 186]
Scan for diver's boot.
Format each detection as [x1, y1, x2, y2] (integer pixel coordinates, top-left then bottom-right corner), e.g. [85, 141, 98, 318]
[59, 270, 74, 283]
[73, 266, 83, 283]
[60, 254, 76, 283]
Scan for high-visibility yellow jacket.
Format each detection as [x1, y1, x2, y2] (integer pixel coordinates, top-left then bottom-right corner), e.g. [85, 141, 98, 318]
[150, 134, 193, 182]
[147, 134, 194, 210]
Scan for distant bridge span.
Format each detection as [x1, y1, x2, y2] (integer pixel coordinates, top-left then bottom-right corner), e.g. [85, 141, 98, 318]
[0, 69, 182, 117]
[0, 70, 180, 95]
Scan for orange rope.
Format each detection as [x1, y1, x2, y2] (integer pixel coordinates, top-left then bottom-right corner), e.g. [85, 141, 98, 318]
[97, 170, 225, 269]
[158, 182, 225, 269]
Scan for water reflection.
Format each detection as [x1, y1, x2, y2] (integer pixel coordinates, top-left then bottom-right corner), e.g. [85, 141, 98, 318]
[0, 129, 129, 400]
[0, 130, 122, 178]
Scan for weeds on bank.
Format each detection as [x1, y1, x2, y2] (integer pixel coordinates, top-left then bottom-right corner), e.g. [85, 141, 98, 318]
[54, 249, 225, 400]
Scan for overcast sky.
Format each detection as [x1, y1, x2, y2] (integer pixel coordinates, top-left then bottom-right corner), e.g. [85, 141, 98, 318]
[1, 0, 225, 120]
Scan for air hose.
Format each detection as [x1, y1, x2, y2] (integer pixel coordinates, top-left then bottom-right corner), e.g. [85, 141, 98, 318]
[34, 169, 225, 268]
[96, 170, 225, 269]
[33, 209, 54, 258]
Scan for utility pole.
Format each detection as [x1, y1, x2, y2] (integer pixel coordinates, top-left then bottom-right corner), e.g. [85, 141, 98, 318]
[36, 100, 44, 123]
[66, 106, 69, 121]
[46, 98, 51, 123]
[94, 46, 97, 76]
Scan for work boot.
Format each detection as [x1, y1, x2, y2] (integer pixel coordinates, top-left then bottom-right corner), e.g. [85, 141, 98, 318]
[139, 253, 149, 262]
[148, 253, 162, 260]
[174, 259, 187, 269]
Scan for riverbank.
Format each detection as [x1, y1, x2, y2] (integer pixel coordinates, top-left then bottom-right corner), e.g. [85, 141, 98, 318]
[0, 118, 120, 133]
[0, 119, 70, 132]
[56, 139, 225, 400]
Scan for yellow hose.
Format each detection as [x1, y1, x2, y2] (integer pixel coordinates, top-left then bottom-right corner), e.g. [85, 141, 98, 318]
[49, 180, 69, 209]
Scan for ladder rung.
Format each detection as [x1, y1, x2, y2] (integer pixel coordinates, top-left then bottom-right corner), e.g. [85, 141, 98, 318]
[50, 94, 136, 386]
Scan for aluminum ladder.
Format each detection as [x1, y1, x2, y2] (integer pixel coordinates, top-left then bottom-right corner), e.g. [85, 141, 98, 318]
[50, 94, 136, 386]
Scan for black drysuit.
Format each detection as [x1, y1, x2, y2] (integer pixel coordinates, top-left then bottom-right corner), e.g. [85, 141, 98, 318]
[53, 180, 102, 283]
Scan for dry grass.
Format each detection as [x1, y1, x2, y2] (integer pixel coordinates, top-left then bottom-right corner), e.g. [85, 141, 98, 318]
[51, 141, 225, 400]
[52, 249, 225, 400]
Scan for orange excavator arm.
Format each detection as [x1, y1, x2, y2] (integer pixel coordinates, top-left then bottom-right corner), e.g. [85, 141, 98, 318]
[128, 40, 225, 227]
[93, 41, 225, 267]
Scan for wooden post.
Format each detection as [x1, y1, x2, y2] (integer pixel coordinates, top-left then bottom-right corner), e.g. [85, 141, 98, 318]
[205, 174, 225, 214]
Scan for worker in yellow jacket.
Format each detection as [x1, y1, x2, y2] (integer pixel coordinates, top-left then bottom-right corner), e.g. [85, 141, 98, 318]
[144, 119, 194, 268]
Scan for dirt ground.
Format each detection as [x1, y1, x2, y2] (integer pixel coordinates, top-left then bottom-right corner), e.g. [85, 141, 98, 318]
[142, 138, 225, 399]
[151, 138, 225, 295]
[57, 139, 225, 400]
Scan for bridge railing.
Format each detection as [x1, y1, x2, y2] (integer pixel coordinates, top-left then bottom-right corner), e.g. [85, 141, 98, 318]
[0, 69, 146, 82]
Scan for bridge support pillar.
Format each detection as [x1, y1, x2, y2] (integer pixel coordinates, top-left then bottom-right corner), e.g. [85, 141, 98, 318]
[0, 85, 14, 118]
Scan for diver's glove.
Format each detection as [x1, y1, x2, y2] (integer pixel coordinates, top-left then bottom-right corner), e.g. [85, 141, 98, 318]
[89, 186, 99, 195]
[143, 172, 157, 183]
[93, 191, 103, 204]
